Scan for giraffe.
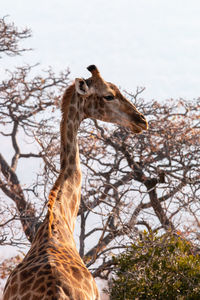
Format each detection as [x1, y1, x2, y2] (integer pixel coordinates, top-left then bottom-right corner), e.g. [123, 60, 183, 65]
[3, 65, 148, 300]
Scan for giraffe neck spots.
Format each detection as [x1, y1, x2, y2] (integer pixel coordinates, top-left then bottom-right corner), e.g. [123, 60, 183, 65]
[48, 92, 84, 234]
[60, 94, 84, 167]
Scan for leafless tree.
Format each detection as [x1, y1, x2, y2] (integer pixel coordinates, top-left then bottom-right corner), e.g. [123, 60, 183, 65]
[0, 17, 69, 250]
[77, 95, 200, 278]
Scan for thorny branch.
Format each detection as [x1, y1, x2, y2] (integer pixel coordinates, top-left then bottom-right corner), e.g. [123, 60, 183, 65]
[0, 16, 31, 57]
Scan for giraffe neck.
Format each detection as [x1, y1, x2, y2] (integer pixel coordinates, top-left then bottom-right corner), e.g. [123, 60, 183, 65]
[48, 85, 84, 237]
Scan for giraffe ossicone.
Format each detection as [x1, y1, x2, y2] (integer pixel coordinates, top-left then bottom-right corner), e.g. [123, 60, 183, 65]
[3, 65, 148, 300]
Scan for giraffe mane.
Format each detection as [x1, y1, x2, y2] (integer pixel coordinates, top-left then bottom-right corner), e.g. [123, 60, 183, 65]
[61, 83, 75, 115]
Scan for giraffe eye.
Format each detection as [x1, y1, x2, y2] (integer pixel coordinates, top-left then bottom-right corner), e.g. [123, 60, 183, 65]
[104, 95, 115, 101]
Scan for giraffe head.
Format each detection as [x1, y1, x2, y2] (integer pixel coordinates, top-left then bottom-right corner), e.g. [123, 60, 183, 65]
[75, 65, 148, 133]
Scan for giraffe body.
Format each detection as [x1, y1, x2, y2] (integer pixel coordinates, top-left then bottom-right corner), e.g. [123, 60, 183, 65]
[3, 65, 148, 300]
[4, 221, 97, 299]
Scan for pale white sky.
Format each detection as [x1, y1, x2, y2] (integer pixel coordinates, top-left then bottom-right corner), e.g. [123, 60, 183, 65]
[2, 0, 200, 100]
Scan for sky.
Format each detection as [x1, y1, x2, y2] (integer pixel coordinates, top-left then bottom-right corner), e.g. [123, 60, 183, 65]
[1, 0, 200, 101]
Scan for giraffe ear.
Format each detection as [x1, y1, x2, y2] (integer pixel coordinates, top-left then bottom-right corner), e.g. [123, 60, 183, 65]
[75, 78, 89, 95]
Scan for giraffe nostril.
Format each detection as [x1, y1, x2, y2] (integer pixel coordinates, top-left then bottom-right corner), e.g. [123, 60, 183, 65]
[133, 113, 146, 123]
[132, 113, 148, 130]
[140, 114, 147, 124]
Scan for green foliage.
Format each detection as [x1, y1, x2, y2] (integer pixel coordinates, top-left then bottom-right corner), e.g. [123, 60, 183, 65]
[110, 232, 200, 299]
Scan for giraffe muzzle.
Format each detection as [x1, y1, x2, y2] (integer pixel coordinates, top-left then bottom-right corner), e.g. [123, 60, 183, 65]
[132, 113, 148, 131]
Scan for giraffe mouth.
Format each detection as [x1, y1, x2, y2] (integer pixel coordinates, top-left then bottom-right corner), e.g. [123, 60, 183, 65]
[128, 111, 148, 133]
[129, 120, 148, 133]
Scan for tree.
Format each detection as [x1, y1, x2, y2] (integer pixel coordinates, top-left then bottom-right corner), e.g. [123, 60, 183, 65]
[0, 16, 200, 295]
[0, 63, 69, 243]
[109, 232, 200, 299]
[77, 95, 199, 278]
